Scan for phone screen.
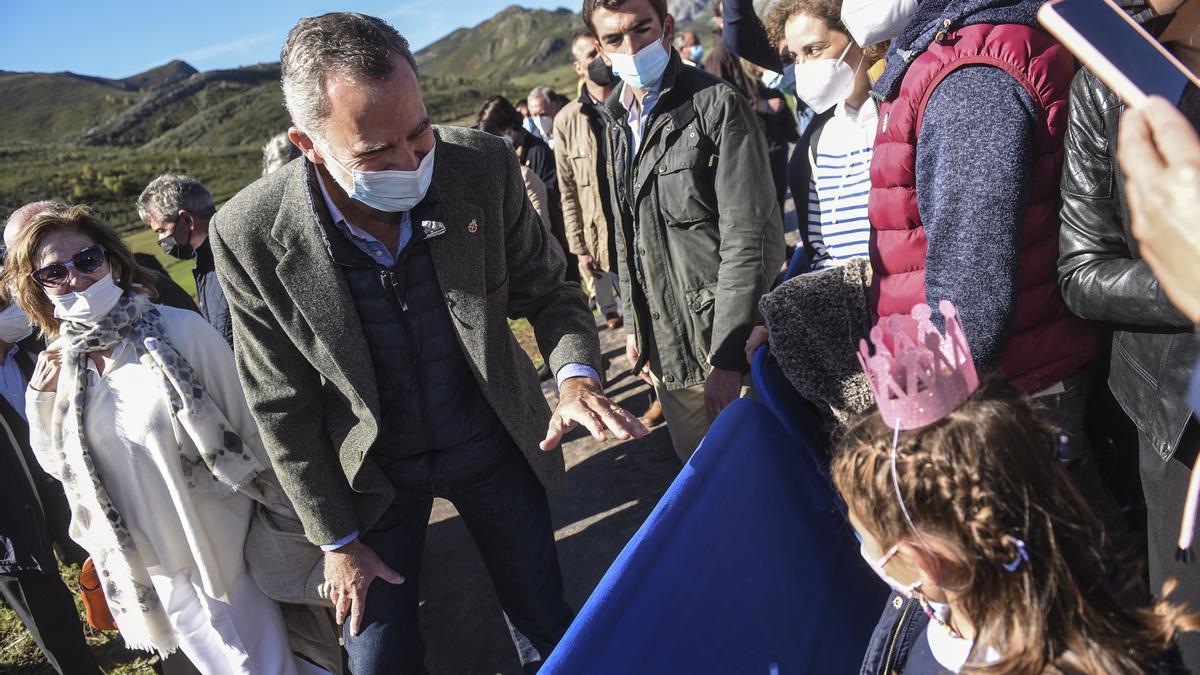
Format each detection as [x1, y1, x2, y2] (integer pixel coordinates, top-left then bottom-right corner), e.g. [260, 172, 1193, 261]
[1051, 0, 1189, 103]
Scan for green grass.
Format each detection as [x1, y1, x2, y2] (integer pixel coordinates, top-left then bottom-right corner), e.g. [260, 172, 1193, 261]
[0, 562, 158, 674]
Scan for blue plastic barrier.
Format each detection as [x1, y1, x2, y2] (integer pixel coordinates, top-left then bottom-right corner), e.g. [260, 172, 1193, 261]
[783, 244, 812, 281]
[542, 399, 887, 675]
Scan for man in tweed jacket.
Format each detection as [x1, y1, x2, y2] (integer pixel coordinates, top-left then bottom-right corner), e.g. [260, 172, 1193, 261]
[211, 12, 646, 673]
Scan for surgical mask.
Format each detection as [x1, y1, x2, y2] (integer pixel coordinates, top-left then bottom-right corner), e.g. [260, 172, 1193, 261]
[691, 44, 705, 62]
[48, 272, 124, 326]
[157, 233, 193, 260]
[0, 303, 33, 344]
[608, 38, 671, 90]
[533, 115, 554, 137]
[760, 64, 796, 96]
[318, 142, 436, 213]
[793, 43, 861, 114]
[841, 0, 918, 47]
[860, 542, 921, 598]
[588, 56, 618, 87]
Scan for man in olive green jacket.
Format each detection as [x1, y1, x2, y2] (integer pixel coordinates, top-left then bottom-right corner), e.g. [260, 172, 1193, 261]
[587, 0, 785, 461]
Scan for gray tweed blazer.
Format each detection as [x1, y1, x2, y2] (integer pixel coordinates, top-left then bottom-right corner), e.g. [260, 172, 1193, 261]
[210, 126, 599, 546]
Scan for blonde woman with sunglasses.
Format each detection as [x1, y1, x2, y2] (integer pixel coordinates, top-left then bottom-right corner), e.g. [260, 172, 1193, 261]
[5, 205, 327, 675]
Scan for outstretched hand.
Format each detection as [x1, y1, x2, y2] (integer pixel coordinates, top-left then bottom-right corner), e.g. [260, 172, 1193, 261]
[541, 377, 649, 450]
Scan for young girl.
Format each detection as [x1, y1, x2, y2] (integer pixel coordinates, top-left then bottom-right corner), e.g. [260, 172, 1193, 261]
[833, 301, 1196, 673]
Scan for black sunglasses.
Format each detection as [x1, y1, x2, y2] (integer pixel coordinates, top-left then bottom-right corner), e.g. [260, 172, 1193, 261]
[31, 244, 108, 288]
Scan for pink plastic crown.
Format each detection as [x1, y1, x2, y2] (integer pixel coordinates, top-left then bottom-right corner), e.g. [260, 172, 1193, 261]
[858, 300, 979, 431]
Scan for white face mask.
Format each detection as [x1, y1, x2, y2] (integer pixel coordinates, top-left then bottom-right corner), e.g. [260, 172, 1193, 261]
[608, 38, 671, 90]
[860, 542, 921, 598]
[793, 43, 862, 114]
[841, 0, 918, 47]
[0, 303, 33, 344]
[47, 272, 124, 326]
[318, 141, 436, 213]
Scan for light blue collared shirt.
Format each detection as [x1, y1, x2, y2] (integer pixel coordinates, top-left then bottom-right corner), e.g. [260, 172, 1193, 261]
[315, 172, 600, 551]
[621, 82, 662, 157]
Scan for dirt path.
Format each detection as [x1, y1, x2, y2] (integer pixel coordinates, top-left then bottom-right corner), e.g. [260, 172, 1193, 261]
[418, 319, 681, 674]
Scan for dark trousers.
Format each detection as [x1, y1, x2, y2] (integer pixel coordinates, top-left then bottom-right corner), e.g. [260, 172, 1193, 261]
[1036, 366, 1135, 556]
[343, 447, 574, 674]
[0, 570, 99, 674]
[1141, 423, 1200, 671]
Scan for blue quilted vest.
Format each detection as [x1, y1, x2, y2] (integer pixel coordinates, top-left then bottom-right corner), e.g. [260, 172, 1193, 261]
[325, 211, 515, 488]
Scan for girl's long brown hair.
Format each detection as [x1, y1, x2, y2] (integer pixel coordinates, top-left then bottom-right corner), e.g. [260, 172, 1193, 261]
[6, 204, 154, 338]
[832, 377, 1198, 673]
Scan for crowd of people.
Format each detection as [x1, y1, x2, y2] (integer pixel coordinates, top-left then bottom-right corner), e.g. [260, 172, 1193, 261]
[2, 0, 1200, 673]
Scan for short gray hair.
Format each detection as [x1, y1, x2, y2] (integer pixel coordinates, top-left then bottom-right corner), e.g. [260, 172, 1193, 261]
[528, 85, 555, 105]
[136, 174, 214, 223]
[281, 12, 419, 137]
[262, 132, 302, 176]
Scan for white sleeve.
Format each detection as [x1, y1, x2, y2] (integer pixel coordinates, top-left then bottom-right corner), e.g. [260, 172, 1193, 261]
[25, 388, 62, 479]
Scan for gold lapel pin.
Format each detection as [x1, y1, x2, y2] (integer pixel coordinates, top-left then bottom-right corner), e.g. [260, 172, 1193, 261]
[467, 219, 479, 234]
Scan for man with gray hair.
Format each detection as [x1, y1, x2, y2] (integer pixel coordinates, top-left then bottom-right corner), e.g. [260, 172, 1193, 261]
[526, 85, 559, 148]
[137, 174, 231, 347]
[210, 12, 647, 673]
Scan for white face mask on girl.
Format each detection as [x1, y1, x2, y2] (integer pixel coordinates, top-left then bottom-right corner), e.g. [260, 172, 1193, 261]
[793, 42, 863, 114]
[841, 0, 919, 47]
[860, 541, 922, 598]
[0, 303, 33, 343]
[47, 272, 124, 326]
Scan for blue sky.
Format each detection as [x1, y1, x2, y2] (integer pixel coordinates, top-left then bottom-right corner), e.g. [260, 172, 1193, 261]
[0, 1, 572, 79]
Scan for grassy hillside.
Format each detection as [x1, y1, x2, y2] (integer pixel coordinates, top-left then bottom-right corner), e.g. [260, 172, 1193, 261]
[0, 3, 635, 236]
[0, 73, 144, 146]
[416, 6, 582, 81]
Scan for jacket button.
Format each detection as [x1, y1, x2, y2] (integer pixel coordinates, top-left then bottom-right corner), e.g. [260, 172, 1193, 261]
[892, 596, 903, 610]
[638, 248, 646, 256]
[665, 374, 674, 383]
[651, 312, 660, 320]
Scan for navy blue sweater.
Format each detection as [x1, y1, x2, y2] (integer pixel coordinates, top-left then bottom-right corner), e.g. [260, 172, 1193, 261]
[873, 0, 1044, 370]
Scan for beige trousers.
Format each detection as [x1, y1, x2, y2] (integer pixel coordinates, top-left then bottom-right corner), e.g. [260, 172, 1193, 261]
[649, 371, 752, 463]
[580, 268, 621, 317]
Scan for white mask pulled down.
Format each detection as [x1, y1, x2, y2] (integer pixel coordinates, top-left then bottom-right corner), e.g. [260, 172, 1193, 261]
[47, 272, 124, 326]
[0, 303, 33, 343]
[793, 43, 863, 115]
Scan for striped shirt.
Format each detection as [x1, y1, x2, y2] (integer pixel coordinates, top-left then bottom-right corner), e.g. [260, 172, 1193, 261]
[806, 100, 878, 268]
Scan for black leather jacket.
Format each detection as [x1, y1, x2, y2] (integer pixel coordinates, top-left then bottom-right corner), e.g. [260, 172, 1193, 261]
[1058, 68, 1199, 461]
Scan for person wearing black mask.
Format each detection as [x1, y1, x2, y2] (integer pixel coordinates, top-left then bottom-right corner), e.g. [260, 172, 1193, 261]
[553, 29, 623, 332]
[137, 174, 232, 347]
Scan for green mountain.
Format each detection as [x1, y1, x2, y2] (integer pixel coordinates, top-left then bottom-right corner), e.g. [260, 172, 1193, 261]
[416, 6, 581, 82]
[0, 2, 716, 233]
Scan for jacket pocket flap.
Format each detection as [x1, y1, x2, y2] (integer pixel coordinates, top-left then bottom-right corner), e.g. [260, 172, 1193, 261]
[685, 284, 717, 313]
[656, 149, 710, 176]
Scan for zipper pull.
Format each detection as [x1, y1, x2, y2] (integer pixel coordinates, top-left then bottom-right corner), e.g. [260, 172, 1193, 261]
[379, 268, 408, 311]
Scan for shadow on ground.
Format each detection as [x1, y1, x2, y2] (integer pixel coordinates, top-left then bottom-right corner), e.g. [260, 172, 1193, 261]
[418, 322, 680, 675]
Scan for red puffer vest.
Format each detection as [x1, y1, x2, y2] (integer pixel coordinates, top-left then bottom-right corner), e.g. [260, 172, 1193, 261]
[868, 24, 1099, 392]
